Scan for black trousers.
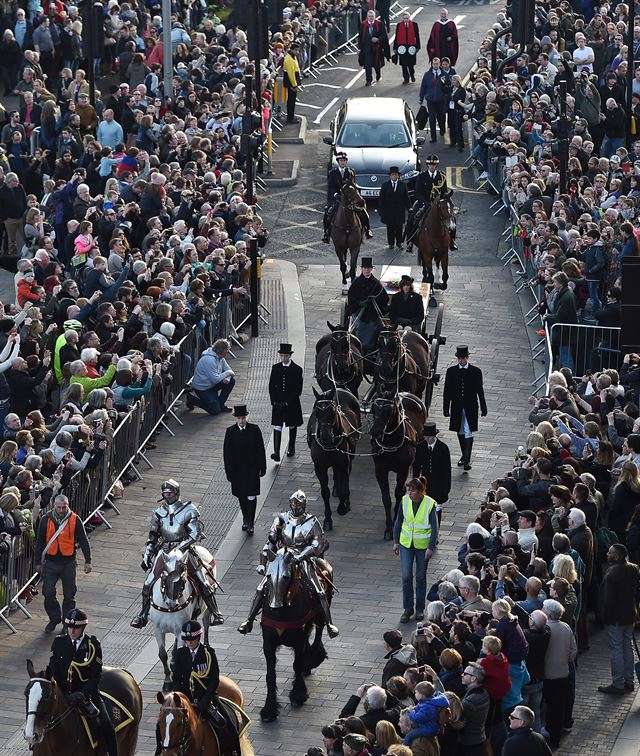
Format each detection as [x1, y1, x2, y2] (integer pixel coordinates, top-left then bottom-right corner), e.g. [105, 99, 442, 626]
[286, 87, 297, 122]
[449, 109, 464, 148]
[401, 63, 415, 83]
[426, 100, 446, 140]
[386, 223, 404, 246]
[543, 676, 569, 747]
[42, 559, 77, 622]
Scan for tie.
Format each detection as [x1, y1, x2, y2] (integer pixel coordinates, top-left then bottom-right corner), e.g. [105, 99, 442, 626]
[393, 182, 396, 191]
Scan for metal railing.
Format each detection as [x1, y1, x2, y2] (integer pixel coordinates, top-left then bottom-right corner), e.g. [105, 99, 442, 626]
[544, 323, 622, 389]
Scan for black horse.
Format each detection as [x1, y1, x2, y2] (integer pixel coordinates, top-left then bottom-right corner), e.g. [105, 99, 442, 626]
[307, 387, 361, 532]
[259, 547, 333, 722]
[376, 329, 431, 399]
[315, 321, 364, 397]
[371, 393, 426, 540]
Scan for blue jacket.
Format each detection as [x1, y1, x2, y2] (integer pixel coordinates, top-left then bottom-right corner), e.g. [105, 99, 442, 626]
[582, 241, 605, 281]
[403, 691, 449, 744]
[420, 68, 446, 104]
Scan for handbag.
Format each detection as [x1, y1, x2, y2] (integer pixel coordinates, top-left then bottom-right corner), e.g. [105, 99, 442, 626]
[416, 105, 428, 130]
[632, 630, 640, 684]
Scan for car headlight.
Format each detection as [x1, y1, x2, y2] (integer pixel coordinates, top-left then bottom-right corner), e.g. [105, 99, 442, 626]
[402, 170, 420, 181]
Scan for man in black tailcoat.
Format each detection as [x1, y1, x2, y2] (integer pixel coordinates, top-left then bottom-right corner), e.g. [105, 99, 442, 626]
[223, 405, 266, 535]
[379, 166, 411, 249]
[413, 421, 451, 523]
[443, 345, 487, 471]
[345, 257, 389, 372]
[268, 343, 303, 462]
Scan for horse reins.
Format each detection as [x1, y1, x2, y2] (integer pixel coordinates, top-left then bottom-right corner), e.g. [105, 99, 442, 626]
[160, 707, 193, 755]
[26, 678, 80, 740]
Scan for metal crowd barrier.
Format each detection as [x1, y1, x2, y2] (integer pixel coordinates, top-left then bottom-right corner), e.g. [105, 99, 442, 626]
[544, 323, 622, 387]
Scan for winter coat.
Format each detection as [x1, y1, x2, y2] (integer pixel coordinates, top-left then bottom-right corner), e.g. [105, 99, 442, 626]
[382, 643, 417, 688]
[408, 691, 450, 736]
[478, 652, 511, 701]
[599, 560, 640, 626]
[494, 616, 529, 663]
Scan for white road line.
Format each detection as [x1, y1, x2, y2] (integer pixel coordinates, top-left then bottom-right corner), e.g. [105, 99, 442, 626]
[296, 102, 322, 109]
[314, 96, 340, 124]
[326, 66, 359, 71]
[452, 15, 466, 25]
[303, 82, 342, 89]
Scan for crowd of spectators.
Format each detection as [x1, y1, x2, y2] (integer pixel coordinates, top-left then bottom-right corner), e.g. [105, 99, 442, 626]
[302, 4, 640, 755]
[463, 0, 640, 372]
[0, 1, 283, 599]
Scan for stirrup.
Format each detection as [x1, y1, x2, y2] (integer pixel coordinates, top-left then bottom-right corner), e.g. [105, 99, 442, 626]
[130, 615, 148, 629]
[210, 613, 224, 626]
[237, 619, 253, 634]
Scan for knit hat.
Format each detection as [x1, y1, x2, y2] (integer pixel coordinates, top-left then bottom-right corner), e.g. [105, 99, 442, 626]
[343, 734, 369, 751]
[468, 533, 486, 551]
[0, 318, 15, 333]
[151, 172, 167, 186]
[519, 510, 537, 526]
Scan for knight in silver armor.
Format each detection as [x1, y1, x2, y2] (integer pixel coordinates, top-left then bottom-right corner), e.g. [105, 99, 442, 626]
[130, 480, 223, 628]
[237, 490, 339, 638]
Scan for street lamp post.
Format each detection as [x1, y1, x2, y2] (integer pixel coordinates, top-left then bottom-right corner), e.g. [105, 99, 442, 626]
[627, 0, 636, 149]
[162, 0, 173, 103]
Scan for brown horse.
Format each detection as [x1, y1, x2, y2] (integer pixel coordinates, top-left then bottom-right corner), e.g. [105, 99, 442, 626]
[416, 192, 455, 289]
[370, 393, 426, 540]
[315, 321, 364, 397]
[376, 329, 431, 399]
[330, 182, 364, 290]
[24, 659, 142, 756]
[156, 680, 254, 756]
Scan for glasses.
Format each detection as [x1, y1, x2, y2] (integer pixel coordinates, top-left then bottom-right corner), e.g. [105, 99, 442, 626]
[509, 715, 523, 721]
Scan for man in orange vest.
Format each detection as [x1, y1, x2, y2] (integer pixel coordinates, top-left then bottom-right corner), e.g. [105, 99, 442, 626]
[35, 493, 92, 634]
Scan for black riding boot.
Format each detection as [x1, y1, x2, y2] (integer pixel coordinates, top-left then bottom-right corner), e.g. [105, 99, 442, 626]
[464, 437, 474, 471]
[239, 497, 249, 530]
[287, 427, 297, 457]
[130, 590, 151, 628]
[457, 434, 466, 467]
[450, 227, 458, 250]
[246, 498, 257, 535]
[360, 207, 374, 238]
[322, 208, 330, 243]
[271, 429, 282, 462]
[202, 585, 224, 625]
[154, 723, 162, 756]
[98, 701, 118, 756]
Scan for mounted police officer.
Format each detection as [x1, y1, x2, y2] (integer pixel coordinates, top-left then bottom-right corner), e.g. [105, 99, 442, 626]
[237, 490, 339, 638]
[130, 479, 223, 629]
[344, 256, 389, 373]
[49, 609, 118, 756]
[404, 154, 457, 252]
[322, 151, 373, 243]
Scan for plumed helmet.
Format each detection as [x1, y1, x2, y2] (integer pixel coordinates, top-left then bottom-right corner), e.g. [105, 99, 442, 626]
[65, 608, 88, 627]
[181, 620, 203, 640]
[289, 489, 307, 516]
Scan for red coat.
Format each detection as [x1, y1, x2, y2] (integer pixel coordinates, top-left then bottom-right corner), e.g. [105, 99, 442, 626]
[358, 19, 390, 69]
[479, 652, 511, 701]
[427, 19, 459, 65]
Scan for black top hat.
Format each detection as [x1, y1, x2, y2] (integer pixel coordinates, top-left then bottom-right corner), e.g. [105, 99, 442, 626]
[425, 154, 440, 163]
[278, 343, 294, 354]
[455, 344, 470, 358]
[400, 274, 414, 285]
[181, 620, 203, 640]
[423, 421, 439, 436]
[361, 257, 374, 268]
[233, 405, 249, 417]
[65, 608, 88, 627]
[389, 165, 400, 174]
[336, 151, 348, 160]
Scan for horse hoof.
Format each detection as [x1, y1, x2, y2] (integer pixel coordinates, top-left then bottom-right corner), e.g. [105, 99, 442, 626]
[440, 282, 448, 291]
[428, 297, 438, 308]
[337, 503, 347, 516]
[384, 530, 393, 541]
[422, 276, 430, 284]
[260, 711, 278, 723]
[323, 518, 333, 531]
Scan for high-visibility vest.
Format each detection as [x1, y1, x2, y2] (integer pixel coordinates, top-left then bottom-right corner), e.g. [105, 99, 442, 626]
[399, 494, 436, 549]
[46, 513, 77, 557]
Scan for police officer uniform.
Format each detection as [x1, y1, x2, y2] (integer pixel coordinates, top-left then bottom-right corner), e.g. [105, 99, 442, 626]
[269, 343, 304, 462]
[404, 155, 457, 251]
[322, 152, 373, 242]
[49, 609, 118, 756]
[443, 345, 487, 471]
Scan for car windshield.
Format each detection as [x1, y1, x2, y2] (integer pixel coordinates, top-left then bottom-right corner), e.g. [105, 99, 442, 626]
[338, 121, 411, 148]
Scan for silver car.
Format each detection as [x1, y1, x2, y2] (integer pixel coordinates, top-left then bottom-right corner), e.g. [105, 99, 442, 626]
[323, 96, 425, 198]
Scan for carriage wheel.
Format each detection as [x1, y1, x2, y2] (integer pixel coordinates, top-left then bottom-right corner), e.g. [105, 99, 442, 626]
[425, 304, 445, 411]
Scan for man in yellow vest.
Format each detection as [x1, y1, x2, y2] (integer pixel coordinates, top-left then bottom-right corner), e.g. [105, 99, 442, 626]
[283, 41, 301, 125]
[393, 476, 438, 623]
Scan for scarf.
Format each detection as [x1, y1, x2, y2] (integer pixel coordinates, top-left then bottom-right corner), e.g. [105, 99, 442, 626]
[396, 21, 416, 47]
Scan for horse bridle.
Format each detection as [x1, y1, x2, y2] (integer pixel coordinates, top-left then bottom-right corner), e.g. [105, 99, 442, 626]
[25, 678, 76, 739]
[313, 399, 359, 452]
[152, 564, 195, 613]
[340, 183, 363, 212]
[327, 332, 360, 383]
[160, 707, 192, 755]
[372, 398, 416, 453]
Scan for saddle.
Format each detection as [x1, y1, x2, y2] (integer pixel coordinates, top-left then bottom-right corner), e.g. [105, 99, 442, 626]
[204, 697, 250, 756]
[78, 691, 135, 750]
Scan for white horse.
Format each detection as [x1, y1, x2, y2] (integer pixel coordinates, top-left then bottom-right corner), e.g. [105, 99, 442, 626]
[149, 544, 217, 690]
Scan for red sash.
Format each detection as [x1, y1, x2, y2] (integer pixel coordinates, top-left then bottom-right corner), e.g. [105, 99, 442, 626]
[396, 21, 416, 47]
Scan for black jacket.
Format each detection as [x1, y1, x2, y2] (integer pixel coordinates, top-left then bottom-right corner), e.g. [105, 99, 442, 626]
[378, 178, 410, 225]
[345, 274, 389, 324]
[49, 633, 103, 701]
[389, 290, 424, 329]
[0, 181, 27, 220]
[339, 694, 399, 731]
[413, 437, 451, 504]
[269, 361, 304, 427]
[223, 422, 266, 498]
[7, 362, 48, 416]
[414, 169, 448, 205]
[502, 726, 553, 756]
[599, 560, 640, 626]
[523, 625, 551, 684]
[443, 363, 487, 433]
[327, 166, 357, 203]
[172, 643, 220, 706]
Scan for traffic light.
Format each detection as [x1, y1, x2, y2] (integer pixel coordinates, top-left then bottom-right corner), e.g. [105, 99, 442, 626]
[510, 0, 535, 46]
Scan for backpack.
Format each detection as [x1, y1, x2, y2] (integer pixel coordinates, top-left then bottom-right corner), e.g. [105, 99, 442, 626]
[596, 527, 619, 563]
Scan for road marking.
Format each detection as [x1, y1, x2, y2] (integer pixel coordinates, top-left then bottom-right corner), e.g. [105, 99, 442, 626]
[447, 166, 480, 194]
[314, 96, 340, 124]
[296, 102, 322, 110]
[303, 82, 342, 89]
[325, 66, 359, 71]
[452, 14, 466, 28]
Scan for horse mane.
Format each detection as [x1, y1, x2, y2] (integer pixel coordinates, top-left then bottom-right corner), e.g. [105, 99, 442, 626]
[166, 691, 198, 732]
